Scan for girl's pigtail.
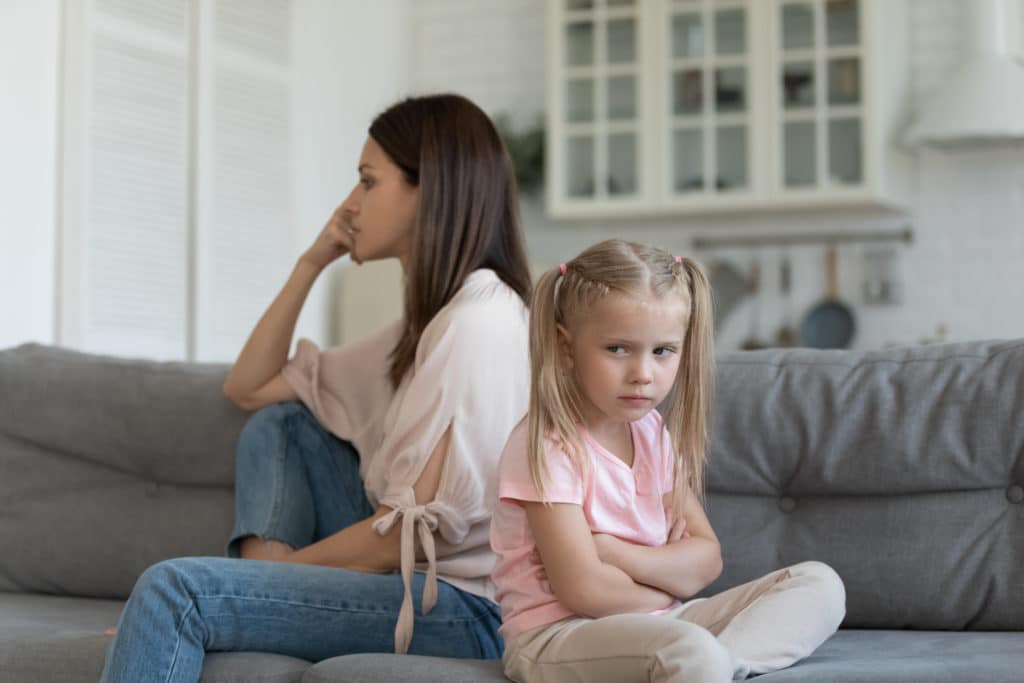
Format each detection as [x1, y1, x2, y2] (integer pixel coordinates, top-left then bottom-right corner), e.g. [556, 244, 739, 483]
[526, 268, 567, 500]
[666, 257, 716, 518]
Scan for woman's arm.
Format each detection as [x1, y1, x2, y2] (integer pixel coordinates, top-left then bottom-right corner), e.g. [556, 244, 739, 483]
[222, 206, 351, 411]
[592, 490, 723, 598]
[282, 427, 451, 571]
[526, 501, 677, 618]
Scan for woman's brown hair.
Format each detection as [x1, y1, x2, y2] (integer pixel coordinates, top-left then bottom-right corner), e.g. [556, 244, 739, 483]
[369, 94, 532, 388]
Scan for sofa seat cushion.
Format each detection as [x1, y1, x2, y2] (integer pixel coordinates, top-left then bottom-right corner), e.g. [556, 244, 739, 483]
[0, 593, 311, 683]
[757, 629, 1024, 682]
[2, 593, 1022, 682]
[306, 630, 1024, 683]
[303, 653, 507, 682]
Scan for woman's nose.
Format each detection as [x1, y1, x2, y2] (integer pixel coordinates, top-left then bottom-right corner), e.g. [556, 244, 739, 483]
[340, 187, 360, 216]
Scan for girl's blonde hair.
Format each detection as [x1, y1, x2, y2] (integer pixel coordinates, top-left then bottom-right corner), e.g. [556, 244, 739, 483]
[527, 239, 715, 519]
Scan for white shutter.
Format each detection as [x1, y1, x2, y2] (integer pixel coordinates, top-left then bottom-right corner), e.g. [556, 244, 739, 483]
[60, 0, 191, 359]
[194, 0, 294, 362]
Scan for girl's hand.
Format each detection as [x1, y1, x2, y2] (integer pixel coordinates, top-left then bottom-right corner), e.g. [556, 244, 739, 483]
[301, 204, 353, 270]
[531, 535, 630, 592]
[591, 533, 625, 567]
[666, 504, 690, 543]
[528, 548, 553, 594]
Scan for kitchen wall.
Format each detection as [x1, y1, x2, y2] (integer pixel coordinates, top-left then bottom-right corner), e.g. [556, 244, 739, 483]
[408, 0, 1024, 351]
[0, 0, 412, 356]
[0, 0, 61, 349]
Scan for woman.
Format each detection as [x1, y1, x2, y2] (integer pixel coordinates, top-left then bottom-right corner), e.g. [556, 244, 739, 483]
[100, 93, 533, 682]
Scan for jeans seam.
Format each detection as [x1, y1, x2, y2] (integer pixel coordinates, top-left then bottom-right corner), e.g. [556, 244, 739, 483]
[261, 411, 293, 541]
[193, 593, 494, 624]
[164, 599, 197, 683]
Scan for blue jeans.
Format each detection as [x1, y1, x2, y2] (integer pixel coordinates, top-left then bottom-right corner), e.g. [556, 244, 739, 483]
[99, 402, 503, 683]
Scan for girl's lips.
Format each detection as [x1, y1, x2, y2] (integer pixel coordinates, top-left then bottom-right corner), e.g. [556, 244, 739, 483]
[619, 396, 651, 404]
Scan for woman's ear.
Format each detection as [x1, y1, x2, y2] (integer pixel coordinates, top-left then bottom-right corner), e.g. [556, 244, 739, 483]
[556, 323, 574, 370]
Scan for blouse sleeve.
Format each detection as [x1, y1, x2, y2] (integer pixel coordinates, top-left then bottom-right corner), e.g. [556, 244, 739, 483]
[367, 293, 530, 654]
[280, 321, 401, 445]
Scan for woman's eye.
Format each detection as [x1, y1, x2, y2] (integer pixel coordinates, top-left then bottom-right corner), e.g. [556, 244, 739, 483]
[360, 177, 374, 188]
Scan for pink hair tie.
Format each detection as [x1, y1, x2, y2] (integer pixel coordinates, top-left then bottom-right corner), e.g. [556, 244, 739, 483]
[674, 256, 682, 264]
[559, 263, 567, 275]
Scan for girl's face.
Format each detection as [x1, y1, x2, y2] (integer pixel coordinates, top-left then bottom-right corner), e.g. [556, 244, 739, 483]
[339, 137, 419, 268]
[559, 291, 688, 432]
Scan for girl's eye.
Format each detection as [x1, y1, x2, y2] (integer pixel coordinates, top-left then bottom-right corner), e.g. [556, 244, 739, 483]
[606, 345, 626, 354]
[653, 347, 675, 357]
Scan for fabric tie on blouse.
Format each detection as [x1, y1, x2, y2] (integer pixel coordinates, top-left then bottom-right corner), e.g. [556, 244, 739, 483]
[373, 500, 447, 654]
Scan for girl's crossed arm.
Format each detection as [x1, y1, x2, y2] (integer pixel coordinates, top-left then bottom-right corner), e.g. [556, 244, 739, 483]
[525, 501, 677, 618]
[592, 489, 723, 599]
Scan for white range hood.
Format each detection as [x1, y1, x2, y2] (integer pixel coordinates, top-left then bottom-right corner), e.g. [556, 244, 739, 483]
[904, 0, 1024, 147]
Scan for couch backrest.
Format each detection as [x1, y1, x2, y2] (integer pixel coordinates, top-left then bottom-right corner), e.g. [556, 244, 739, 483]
[1, 341, 1022, 630]
[703, 339, 1024, 630]
[0, 344, 244, 599]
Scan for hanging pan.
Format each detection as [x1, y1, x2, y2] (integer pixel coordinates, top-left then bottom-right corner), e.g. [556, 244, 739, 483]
[800, 244, 856, 349]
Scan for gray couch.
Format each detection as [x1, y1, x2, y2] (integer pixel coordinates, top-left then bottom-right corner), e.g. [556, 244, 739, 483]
[1, 340, 1022, 682]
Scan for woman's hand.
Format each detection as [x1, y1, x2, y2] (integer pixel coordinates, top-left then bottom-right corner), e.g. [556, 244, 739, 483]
[301, 204, 353, 271]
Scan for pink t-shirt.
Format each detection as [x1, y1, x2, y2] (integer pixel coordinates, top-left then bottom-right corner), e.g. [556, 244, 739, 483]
[490, 410, 677, 641]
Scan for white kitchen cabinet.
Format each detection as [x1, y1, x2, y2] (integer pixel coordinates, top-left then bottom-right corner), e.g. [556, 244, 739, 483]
[546, 0, 912, 218]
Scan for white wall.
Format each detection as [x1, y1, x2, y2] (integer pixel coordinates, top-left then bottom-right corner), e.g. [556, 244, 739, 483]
[0, 0, 61, 348]
[408, 0, 1024, 351]
[291, 0, 411, 347]
[0, 0, 411, 354]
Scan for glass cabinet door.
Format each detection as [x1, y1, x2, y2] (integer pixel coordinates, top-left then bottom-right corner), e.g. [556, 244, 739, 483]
[561, 0, 641, 200]
[668, 0, 751, 196]
[779, 0, 863, 190]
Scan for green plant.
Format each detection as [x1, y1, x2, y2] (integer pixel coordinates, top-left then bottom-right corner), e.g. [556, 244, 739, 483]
[494, 113, 545, 196]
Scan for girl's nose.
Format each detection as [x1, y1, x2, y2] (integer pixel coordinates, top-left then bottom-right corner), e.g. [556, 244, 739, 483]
[630, 360, 654, 384]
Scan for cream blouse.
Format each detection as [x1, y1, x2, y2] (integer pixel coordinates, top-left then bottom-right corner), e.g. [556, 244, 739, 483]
[281, 268, 529, 653]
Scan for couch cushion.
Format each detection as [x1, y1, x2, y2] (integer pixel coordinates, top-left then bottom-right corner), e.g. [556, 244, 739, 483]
[755, 629, 1024, 682]
[303, 653, 507, 683]
[0, 434, 234, 597]
[0, 343, 244, 486]
[703, 340, 1024, 630]
[0, 343, 239, 597]
[0, 593, 311, 683]
[300, 630, 1024, 683]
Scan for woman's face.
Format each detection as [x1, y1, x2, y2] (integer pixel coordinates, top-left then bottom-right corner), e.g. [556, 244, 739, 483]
[340, 136, 419, 267]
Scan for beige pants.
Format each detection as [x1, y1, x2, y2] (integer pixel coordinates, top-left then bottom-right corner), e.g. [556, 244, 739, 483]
[502, 561, 846, 683]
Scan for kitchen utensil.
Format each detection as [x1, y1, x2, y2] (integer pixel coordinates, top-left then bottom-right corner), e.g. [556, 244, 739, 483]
[707, 259, 748, 331]
[775, 253, 799, 347]
[741, 257, 768, 350]
[800, 245, 856, 349]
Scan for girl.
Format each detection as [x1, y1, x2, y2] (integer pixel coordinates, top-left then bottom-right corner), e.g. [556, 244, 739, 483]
[101, 93, 532, 682]
[491, 240, 845, 682]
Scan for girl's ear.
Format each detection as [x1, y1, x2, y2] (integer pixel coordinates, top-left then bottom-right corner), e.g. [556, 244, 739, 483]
[556, 323, 574, 370]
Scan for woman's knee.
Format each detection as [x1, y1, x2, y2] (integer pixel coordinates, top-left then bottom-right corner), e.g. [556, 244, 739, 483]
[129, 558, 200, 614]
[238, 401, 305, 450]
